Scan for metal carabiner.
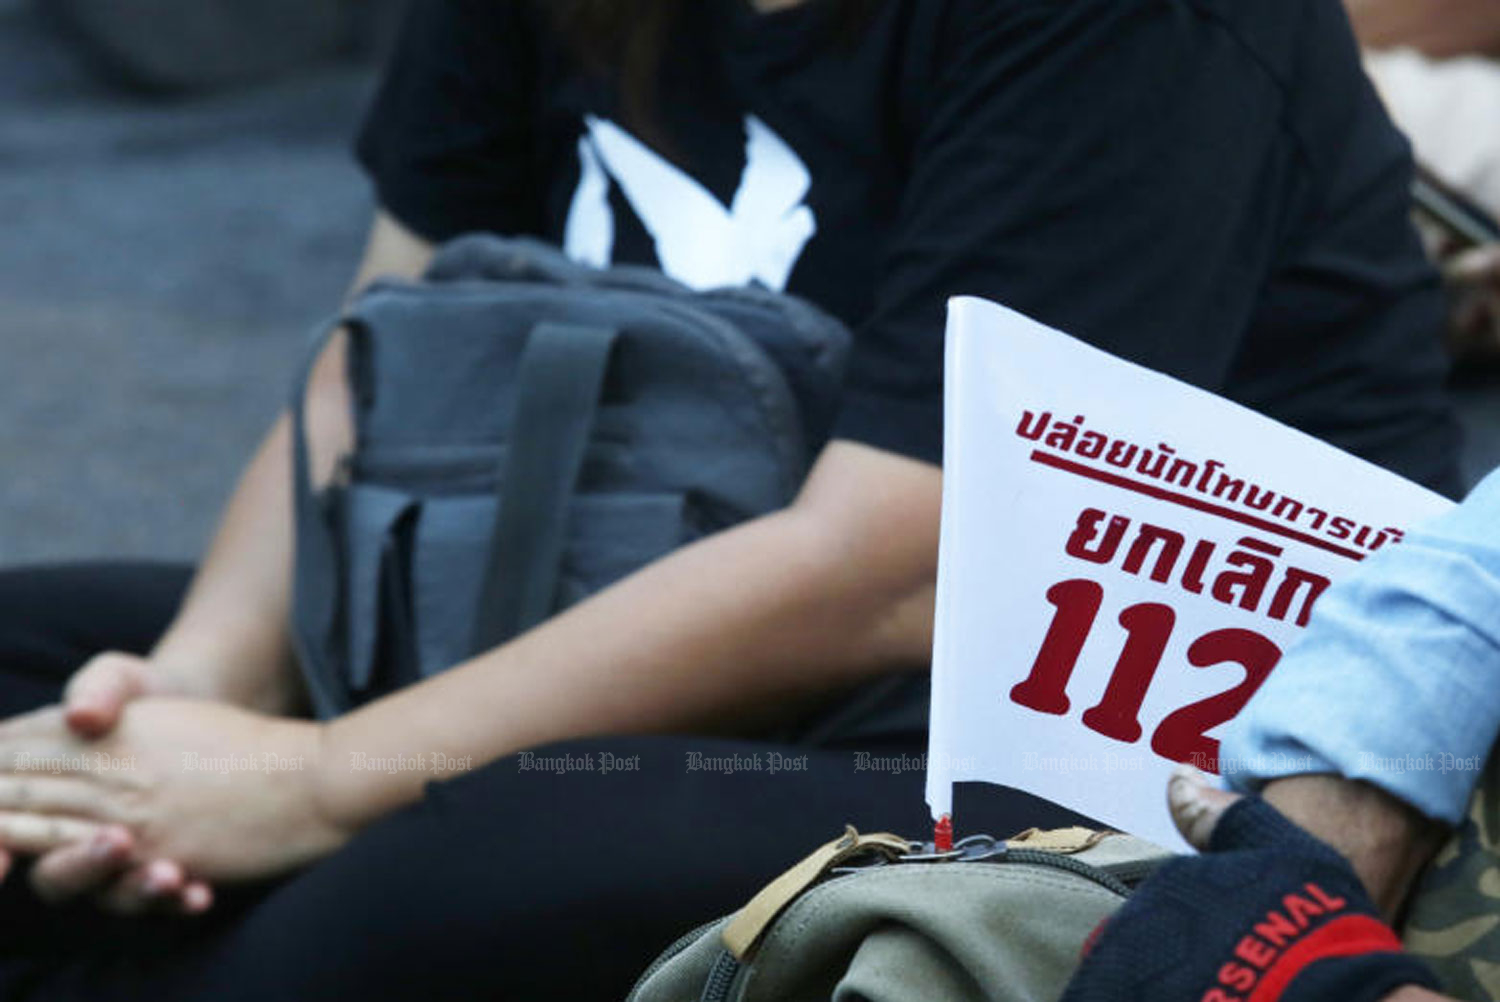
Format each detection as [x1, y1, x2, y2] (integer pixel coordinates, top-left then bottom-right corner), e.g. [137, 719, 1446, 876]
[892, 834, 1008, 864]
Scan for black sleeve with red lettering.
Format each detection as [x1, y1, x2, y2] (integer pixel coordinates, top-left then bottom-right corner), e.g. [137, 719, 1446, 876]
[1059, 797, 1439, 1002]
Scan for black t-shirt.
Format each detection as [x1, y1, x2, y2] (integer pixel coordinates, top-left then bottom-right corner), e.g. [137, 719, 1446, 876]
[357, 0, 1462, 491]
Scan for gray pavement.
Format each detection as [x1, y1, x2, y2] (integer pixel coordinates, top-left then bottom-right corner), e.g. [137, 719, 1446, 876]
[0, 8, 1496, 566]
[0, 8, 373, 563]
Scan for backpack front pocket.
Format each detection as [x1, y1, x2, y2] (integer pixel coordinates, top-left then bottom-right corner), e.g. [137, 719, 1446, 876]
[403, 490, 699, 679]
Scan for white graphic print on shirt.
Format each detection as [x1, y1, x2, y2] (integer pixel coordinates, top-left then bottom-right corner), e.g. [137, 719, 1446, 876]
[563, 114, 817, 291]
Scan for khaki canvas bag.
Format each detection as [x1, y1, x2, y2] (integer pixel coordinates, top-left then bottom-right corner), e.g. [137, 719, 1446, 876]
[627, 826, 1174, 1002]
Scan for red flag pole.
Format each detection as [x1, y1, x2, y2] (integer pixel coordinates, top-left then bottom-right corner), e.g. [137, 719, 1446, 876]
[933, 813, 953, 852]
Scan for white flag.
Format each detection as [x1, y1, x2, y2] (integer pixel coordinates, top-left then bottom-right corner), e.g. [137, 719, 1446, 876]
[926, 297, 1454, 849]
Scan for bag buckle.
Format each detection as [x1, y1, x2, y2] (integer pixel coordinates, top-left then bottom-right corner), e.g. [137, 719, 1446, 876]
[830, 833, 1007, 874]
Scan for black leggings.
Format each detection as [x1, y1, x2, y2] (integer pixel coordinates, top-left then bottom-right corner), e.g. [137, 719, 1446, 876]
[0, 563, 1086, 1001]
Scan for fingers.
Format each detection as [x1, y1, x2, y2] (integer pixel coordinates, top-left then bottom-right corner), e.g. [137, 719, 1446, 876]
[0, 705, 69, 743]
[1167, 764, 1242, 851]
[179, 880, 214, 915]
[28, 826, 134, 904]
[96, 860, 213, 917]
[64, 652, 152, 739]
[0, 811, 104, 854]
[98, 859, 184, 915]
[27, 833, 214, 917]
[0, 707, 80, 775]
[0, 776, 117, 819]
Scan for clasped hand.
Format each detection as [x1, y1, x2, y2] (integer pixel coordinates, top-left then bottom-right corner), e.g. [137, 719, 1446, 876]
[0, 655, 346, 915]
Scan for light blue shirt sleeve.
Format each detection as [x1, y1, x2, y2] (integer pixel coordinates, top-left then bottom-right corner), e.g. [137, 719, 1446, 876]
[1219, 467, 1500, 824]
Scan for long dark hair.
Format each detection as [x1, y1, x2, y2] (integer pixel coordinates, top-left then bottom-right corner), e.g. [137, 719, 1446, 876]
[548, 0, 882, 145]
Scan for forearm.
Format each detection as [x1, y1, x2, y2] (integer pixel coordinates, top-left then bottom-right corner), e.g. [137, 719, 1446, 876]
[1263, 774, 1447, 919]
[147, 416, 302, 714]
[1222, 469, 1500, 824]
[318, 444, 938, 829]
[144, 212, 435, 714]
[148, 328, 350, 714]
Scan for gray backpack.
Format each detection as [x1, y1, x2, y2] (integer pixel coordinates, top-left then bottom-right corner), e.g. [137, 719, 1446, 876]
[289, 236, 851, 718]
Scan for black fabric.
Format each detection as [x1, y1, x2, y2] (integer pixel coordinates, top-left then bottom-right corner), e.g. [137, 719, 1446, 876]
[0, 562, 1087, 1001]
[1059, 797, 1439, 1002]
[356, 0, 1463, 494]
[0, 563, 191, 720]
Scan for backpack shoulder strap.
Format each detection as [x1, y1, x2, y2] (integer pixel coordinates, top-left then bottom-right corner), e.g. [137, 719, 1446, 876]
[471, 321, 620, 651]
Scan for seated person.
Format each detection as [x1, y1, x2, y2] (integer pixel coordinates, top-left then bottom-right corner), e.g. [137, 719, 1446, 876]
[1062, 767, 1458, 1002]
[1347, 0, 1500, 361]
[0, 0, 1470, 997]
[1219, 465, 1500, 996]
[1068, 465, 1500, 1002]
